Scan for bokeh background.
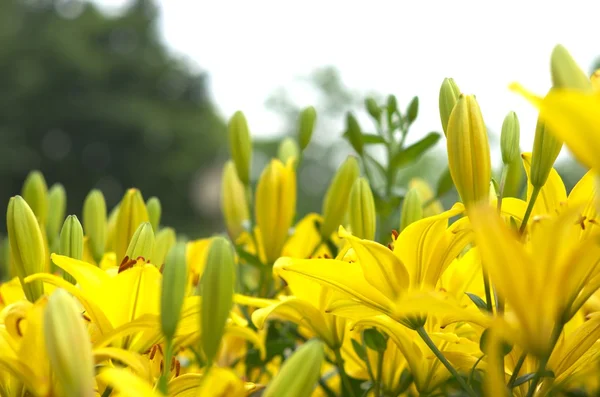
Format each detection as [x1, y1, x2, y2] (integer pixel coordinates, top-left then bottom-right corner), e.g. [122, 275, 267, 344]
[0, 0, 598, 238]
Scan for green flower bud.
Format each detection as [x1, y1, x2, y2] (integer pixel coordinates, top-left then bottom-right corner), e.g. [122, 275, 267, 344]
[83, 189, 107, 264]
[278, 137, 300, 166]
[400, 187, 424, 231]
[264, 339, 325, 397]
[530, 117, 562, 189]
[221, 161, 250, 241]
[6, 196, 45, 302]
[503, 154, 524, 199]
[348, 178, 376, 240]
[59, 215, 83, 285]
[153, 227, 177, 269]
[386, 95, 398, 117]
[200, 236, 235, 364]
[228, 111, 252, 185]
[439, 78, 461, 136]
[0, 236, 9, 279]
[44, 289, 95, 397]
[22, 170, 48, 226]
[321, 156, 360, 238]
[344, 113, 364, 155]
[551, 45, 592, 91]
[298, 106, 317, 150]
[161, 242, 187, 341]
[115, 189, 149, 262]
[125, 222, 155, 262]
[46, 184, 66, 247]
[146, 197, 161, 232]
[365, 97, 382, 122]
[500, 111, 521, 165]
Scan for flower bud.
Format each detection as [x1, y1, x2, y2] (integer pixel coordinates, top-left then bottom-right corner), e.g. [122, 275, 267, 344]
[348, 178, 376, 240]
[408, 178, 443, 217]
[503, 154, 524, 199]
[83, 189, 106, 264]
[298, 106, 317, 150]
[200, 237, 235, 364]
[551, 45, 592, 91]
[59, 216, 83, 284]
[125, 222, 155, 262]
[321, 156, 360, 238]
[146, 197, 161, 232]
[153, 227, 176, 269]
[400, 187, 424, 231]
[344, 112, 364, 155]
[530, 117, 562, 189]
[278, 137, 300, 166]
[161, 242, 187, 340]
[592, 69, 600, 92]
[6, 196, 45, 302]
[0, 236, 9, 278]
[44, 289, 95, 397]
[264, 339, 325, 397]
[439, 78, 461, 136]
[446, 94, 491, 208]
[365, 97, 382, 122]
[221, 161, 250, 241]
[228, 111, 252, 185]
[21, 170, 48, 225]
[386, 95, 398, 117]
[500, 111, 521, 165]
[115, 189, 149, 262]
[255, 159, 296, 262]
[46, 184, 66, 247]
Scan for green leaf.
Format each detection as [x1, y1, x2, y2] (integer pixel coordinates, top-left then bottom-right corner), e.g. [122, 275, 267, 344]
[512, 371, 555, 388]
[406, 96, 419, 124]
[391, 132, 441, 169]
[465, 292, 488, 312]
[436, 167, 454, 198]
[344, 113, 364, 155]
[235, 247, 263, 268]
[351, 339, 367, 361]
[363, 328, 387, 352]
[361, 134, 387, 145]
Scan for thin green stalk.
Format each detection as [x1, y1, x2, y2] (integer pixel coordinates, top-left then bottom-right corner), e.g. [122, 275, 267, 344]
[416, 327, 477, 397]
[374, 349, 385, 397]
[361, 334, 377, 384]
[519, 186, 541, 235]
[483, 268, 493, 313]
[507, 352, 527, 388]
[158, 339, 173, 394]
[334, 347, 357, 397]
[497, 165, 508, 213]
[467, 355, 485, 386]
[101, 387, 113, 397]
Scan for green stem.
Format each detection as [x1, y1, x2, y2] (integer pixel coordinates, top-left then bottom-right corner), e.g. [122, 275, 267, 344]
[507, 352, 527, 388]
[361, 334, 377, 384]
[482, 267, 493, 313]
[101, 387, 113, 397]
[158, 339, 173, 394]
[374, 349, 385, 397]
[334, 347, 357, 397]
[519, 186, 541, 235]
[497, 165, 508, 213]
[416, 327, 477, 397]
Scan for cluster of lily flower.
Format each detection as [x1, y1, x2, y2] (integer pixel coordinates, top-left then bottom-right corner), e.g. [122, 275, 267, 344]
[0, 44, 599, 397]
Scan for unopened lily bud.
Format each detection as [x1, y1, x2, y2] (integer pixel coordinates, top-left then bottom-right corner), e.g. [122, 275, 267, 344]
[278, 137, 300, 166]
[0, 236, 9, 278]
[83, 189, 106, 264]
[22, 170, 48, 225]
[59, 216, 83, 284]
[264, 339, 325, 397]
[386, 95, 398, 117]
[439, 78, 461, 136]
[503, 154, 525, 198]
[6, 196, 45, 302]
[44, 289, 95, 397]
[298, 106, 317, 150]
[228, 111, 252, 185]
[365, 97, 382, 122]
[530, 117, 562, 189]
[592, 69, 600, 92]
[446, 94, 492, 207]
[46, 184, 66, 247]
[400, 187, 424, 231]
[153, 227, 176, 268]
[348, 178, 376, 240]
[501, 111, 521, 165]
[200, 237, 235, 364]
[115, 189, 149, 262]
[125, 222, 155, 262]
[408, 178, 443, 217]
[161, 242, 187, 340]
[146, 197, 161, 232]
[344, 112, 364, 155]
[255, 159, 296, 262]
[321, 156, 360, 238]
[551, 45, 592, 91]
[221, 161, 250, 241]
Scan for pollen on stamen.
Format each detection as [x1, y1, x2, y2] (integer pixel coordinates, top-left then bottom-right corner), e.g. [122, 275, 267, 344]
[118, 256, 136, 273]
[391, 229, 399, 240]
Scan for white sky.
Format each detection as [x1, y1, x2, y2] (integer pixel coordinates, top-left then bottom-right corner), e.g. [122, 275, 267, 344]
[96, 0, 600, 156]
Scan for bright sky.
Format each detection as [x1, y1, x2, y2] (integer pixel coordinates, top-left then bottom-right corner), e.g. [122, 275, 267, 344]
[96, 0, 599, 156]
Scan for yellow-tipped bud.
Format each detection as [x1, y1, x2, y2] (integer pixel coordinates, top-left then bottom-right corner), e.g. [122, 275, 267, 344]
[298, 106, 317, 150]
[46, 184, 66, 248]
[83, 189, 106, 264]
[221, 161, 250, 240]
[161, 242, 187, 340]
[146, 197, 161, 232]
[153, 227, 176, 269]
[44, 289, 95, 397]
[321, 156, 360, 238]
[446, 94, 492, 208]
[530, 117, 562, 189]
[115, 189, 149, 262]
[255, 159, 296, 262]
[344, 113, 364, 155]
[365, 97, 382, 122]
[125, 222, 155, 262]
[228, 111, 252, 185]
[348, 178, 376, 240]
[22, 170, 48, 225]
[592, 69, 600, 92]
[6, 196, 45, 302]
[500, 111, 521, 165]
[264, 339, 325, 397]
[400, 187, 424, 231]
[551, 44, 592, 91]
[200, 237, 235, 364]
[278, 137, 300, 166]
[408, 178, 443, 217]
[59, 215, 83, 284]
[439, 78, 461, 136]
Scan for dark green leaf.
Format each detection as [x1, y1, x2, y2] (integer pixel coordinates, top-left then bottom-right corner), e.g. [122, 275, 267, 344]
[361, 133, 387, 145]
[512, 371, 555, 388]
[466, 292, 488, 311]
[235, 248, 263, 268]
[406, 96, 419, 124]
[351, 339, 367, 361]
[363, 328, 387, 352]
[391, 132, 441, 169]
[436, 167, 454, 198]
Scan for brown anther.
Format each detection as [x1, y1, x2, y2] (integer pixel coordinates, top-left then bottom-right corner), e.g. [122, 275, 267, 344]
[391, 229, 399, 240]
[82, 313, 92, 322]
[575, 214, 587, 230]
[159, 360, 164, 373]
[0, 292, 4, 305]
[387, 243, 394, 251]
[589, 219, 599, 226]
[175, 359, 181, 377]
[159, 263, 165, 273]
[192, 273, 200, 286]
[323, 253, 330, 259]
[149, 345, 158, 360]
[16, 317, 24, 337]
[118, 256, 136, 273]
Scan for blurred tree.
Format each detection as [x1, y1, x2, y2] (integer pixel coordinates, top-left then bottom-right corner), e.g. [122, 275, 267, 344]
[0, 0, 226, 236]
